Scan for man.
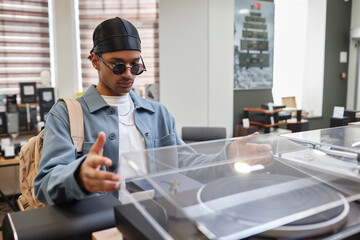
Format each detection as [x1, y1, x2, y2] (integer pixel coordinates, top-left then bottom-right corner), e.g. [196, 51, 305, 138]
[34, 17, 272, 205]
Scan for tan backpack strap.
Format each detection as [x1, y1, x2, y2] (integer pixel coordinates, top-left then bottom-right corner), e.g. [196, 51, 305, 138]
[57, 98, 84, 153]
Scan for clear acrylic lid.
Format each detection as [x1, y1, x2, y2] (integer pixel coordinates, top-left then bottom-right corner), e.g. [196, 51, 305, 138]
[118, 133, 360, 239]
[282, 125, 360, 154]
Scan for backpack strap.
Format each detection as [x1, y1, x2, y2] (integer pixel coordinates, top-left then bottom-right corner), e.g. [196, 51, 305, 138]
[57, 98, 84, 153]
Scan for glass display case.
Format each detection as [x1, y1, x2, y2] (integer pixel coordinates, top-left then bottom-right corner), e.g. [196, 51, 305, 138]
[115, 131, 360, 240]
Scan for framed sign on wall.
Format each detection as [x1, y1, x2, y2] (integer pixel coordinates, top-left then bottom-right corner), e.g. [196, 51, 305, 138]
[234, 0, 274, 90]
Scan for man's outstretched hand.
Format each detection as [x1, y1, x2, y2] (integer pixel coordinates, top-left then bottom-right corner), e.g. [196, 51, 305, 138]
[77, 131, 120, 193]
[227, 133, 274, 167]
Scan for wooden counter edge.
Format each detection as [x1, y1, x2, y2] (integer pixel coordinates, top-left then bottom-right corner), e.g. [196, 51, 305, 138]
[92, 227, 123, 240]
[0, 156, 20, 167]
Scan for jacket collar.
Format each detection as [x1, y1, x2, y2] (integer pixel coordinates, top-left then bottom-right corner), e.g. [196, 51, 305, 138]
[82, 85, 155, 113]
[129, 90, 155, 113]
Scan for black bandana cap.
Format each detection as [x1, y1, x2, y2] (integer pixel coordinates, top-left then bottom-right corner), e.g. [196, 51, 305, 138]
[90, 17, 141, 54]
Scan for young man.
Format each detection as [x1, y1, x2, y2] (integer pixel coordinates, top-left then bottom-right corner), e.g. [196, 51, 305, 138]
[34, 17, 184, 204]
[34, 17, 272, 205]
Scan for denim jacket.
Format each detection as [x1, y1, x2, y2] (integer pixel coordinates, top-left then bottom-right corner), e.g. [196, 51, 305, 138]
[34, 85, 186, 205]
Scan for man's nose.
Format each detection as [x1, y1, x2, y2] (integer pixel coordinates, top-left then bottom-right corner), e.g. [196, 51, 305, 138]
[122, 66, 133, 78]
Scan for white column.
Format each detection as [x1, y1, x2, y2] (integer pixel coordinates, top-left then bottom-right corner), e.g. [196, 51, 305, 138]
[159, 0, 234, 137]
[208, 0, 234, 137]
[159, 0, 209, 131]
[49, 0, 81, 98]
[347, 0, 360, 110]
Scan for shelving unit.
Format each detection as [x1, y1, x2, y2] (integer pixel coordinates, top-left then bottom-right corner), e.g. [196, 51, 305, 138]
[0, 103, 38, 137]
[243, 107, 304, 133]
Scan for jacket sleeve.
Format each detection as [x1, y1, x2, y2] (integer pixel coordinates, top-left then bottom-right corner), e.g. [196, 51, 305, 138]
[34, 101, 91, 205]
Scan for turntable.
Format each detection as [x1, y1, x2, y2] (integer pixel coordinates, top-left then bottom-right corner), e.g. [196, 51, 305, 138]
[282, 125, 360, 164]
[115, 132, 360, 239]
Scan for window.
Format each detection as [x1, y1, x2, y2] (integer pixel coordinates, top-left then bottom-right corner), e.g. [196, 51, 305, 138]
[0, 0, 50, 97]
[78, 0, 159, 96]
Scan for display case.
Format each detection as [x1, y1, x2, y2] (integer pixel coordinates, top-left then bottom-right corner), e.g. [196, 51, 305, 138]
[115, 133, 360, 239]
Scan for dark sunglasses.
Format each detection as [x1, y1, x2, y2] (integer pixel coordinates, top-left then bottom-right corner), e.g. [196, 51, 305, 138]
[96, 54, 146, 75]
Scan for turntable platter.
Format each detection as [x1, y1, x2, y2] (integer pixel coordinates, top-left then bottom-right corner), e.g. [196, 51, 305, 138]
[198, 174, 349, 238]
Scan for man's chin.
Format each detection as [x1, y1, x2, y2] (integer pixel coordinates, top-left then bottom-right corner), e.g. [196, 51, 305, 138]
[114, 87, 131, 95]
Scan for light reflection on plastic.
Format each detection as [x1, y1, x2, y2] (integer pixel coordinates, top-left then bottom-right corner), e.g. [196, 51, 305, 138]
[313, 149, 326, 156]
[128, 160, 139, 171]
[234, 162, 251, 173]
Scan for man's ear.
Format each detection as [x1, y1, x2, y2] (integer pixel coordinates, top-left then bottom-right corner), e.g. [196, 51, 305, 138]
[91, 52, 100, 70]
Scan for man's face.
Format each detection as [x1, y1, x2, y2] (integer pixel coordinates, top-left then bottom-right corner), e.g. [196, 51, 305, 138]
[92, 50, 141, 96]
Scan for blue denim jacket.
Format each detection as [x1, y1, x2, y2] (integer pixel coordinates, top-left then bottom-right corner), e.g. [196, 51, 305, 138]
[34, 85, 187, 205]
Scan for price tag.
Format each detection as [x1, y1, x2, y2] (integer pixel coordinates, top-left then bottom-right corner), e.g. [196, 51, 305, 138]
[242, 118, 250, 128]
[4, 145, 15, 158]
[1, 138, 11, 147]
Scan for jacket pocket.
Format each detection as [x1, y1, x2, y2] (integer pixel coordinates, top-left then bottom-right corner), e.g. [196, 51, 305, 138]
[154, 133, 176, 148]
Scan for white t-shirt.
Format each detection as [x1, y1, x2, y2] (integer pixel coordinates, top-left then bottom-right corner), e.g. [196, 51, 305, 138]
[101, 94, 147, 181]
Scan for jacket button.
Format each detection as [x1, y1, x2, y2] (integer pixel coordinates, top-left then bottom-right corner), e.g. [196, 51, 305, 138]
[109, 133, 116, 140]
[108, 107, 115, 115]
[145, 132, 149, 136]
[109, 165, 116, 172]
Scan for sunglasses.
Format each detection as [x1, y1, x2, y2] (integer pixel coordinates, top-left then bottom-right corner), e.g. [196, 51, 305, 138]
[96, 54, 146, 75]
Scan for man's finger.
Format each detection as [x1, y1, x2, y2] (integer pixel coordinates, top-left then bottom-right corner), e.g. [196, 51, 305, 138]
[233, 134, 258, 145]
[86, 155, 112, 168]
[245, 143, 272, 153]
[85, 180, 120, 193]
[99, 180, 121, 192]
[246, 152, 273, 165]
[89, 131, 106, 156]
[257, 144, 272, 152]
[84, 169, 119, 182]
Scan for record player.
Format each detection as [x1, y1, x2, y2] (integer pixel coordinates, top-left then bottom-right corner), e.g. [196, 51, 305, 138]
[114, 130, 360, 239]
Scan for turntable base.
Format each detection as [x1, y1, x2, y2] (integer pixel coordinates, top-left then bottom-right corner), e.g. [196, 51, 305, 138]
[198, 174, 349, 239]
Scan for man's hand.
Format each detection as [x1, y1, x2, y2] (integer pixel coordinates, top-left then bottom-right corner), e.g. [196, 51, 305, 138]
[78, 131, 120, 193]
[227, 133, 274, 166]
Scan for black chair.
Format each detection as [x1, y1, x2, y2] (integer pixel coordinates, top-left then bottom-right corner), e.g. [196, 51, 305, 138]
[181, 127, 226, 143]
